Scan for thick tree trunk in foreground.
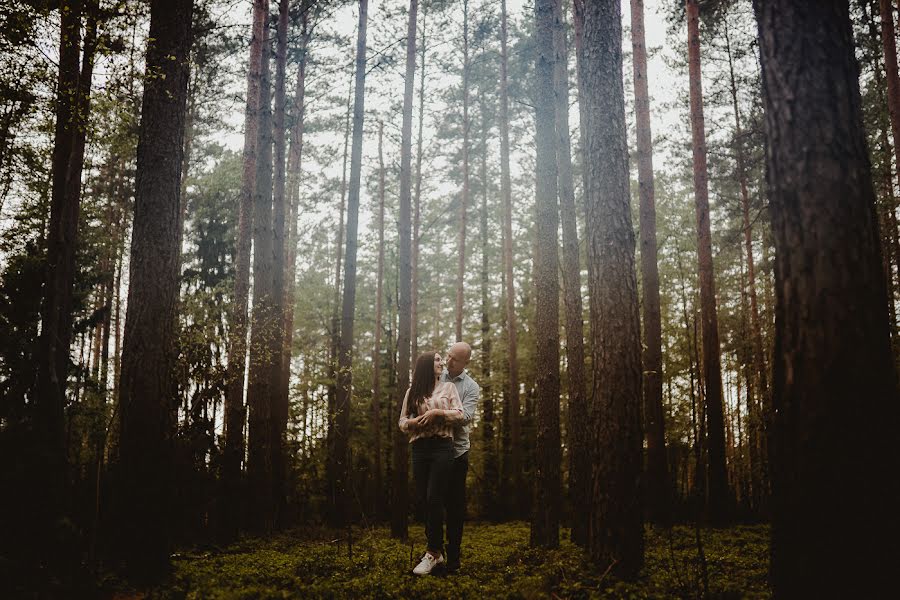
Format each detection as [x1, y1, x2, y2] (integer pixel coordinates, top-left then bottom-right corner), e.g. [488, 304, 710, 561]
[330, 0, 368, 529]
[580, 0, 644, 579]
[530, 0, 561, 549]
[499, 0, 522, 518]
[553, 0, 589, 545]
[117, 0, 193, 576]
[223, 0, 266, 538]
[630, 0, 669, 527]
[754, 1, 900, 596]
[686, 0, 730, 525]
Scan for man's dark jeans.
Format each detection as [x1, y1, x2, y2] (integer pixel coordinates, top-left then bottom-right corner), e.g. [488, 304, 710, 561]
[411, 437, 453, 554]
[445, 451, 469, 567]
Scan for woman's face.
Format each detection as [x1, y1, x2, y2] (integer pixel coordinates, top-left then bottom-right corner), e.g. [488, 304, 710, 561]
[433, 353, 443, 378]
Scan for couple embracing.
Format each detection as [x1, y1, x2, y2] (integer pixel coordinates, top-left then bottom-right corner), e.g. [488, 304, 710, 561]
[398, 342, 480, 576]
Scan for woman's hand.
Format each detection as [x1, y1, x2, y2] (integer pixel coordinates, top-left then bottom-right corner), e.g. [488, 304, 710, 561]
[417, 408, 443, 427]
[406, 415, 423, 431]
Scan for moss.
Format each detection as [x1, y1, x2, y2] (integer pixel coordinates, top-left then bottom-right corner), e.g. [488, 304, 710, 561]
[147, 522, 769, 599]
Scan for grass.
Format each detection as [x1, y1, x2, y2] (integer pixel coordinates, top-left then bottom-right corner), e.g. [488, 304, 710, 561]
[140, 522, 770, 599]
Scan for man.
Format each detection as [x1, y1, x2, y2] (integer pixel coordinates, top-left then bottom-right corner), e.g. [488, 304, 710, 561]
[437, 341, 479, 572]
[417, 341, 478, 572]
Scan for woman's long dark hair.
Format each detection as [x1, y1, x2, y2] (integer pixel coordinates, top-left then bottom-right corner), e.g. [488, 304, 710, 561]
[407, 351, 439, 418]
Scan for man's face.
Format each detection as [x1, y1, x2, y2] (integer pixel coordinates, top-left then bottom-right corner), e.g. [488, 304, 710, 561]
[445, 344, 469, 377]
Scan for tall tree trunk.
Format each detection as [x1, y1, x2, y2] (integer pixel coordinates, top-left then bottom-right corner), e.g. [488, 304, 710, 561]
[753, 2, 900, 596]
[373, 121, 386, 521]
[580, 0, 644, 579]
[478, 87, 498, 521]
[391, 0, 417, 540]
[553, 0, 590, 544]
[686, 0, 730, 525]
[117, 0, 193, 577]
[723, 17, 769, 517]
[881, 0, 900, 191]
[411, 5, 426, 361]
[499, 0, 522, 519]
[223, 0, 266, 539]
[326, 76, 352, 498]
[34, 0, 97, 535]
[282, 11, 310, 449]
[330, 0, 369, 529]
[530, 0, 561, 549]
[269, 0, 289, 529]
[246, 2, 275, 532]
[630, 0, 669, 527]
[455, 0, 470, 342]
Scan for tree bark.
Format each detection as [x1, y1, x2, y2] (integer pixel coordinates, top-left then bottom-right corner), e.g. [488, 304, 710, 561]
[530, 0, 562, 549]
[723, 17, 769, 516]
[116, 0, 193, 576]
[580, 0, 644, 578]
[552, 0, 590, 544]
[35, 0, 97, 533]
[411, 5, 426, 362]
[391, 0, 416, 539]
[330, 0, 368, 529]
[499, 0, 522, 519]
[478, 87, 498, 521]
[629, 0, 669, 527]
[223, 0, 266, 539]
[246, 0, 275, 532]
[269, 0, 289, 529]
[753, 1, 900, 595]
[373, 121, 386, 521]
[455, 0, 471, 342]
[686, 0, 730, 525]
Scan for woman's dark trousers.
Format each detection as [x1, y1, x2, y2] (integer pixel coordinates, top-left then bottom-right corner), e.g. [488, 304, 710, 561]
[411, 437, 453, 554]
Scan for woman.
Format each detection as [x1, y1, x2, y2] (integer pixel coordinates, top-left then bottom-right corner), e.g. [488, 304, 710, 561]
[399, 351, 464, 576]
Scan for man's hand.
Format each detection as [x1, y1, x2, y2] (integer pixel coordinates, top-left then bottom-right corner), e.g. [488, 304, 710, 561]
[417, 408, 443, 428]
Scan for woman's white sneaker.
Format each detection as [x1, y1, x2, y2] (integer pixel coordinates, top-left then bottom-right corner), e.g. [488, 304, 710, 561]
[412, 551, 444, 575]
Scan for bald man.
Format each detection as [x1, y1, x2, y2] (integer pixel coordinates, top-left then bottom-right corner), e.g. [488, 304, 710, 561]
[441, 341, 480, 572]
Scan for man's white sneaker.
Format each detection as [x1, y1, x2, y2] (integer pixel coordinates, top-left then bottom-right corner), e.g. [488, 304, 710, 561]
[412, 551, 444, 575]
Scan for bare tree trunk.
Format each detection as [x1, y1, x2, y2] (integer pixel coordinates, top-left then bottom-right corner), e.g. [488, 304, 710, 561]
[630, 0, 669, 527]
[391, 0, 417, 539]
[373, 121, 386, 521]
[330, 0, 369, 529]
[117, 0, 193, 577]
[246, 1, 275, 532]
[478, 87, 498, 520]
[282, 11, 310, 442]
[499, 0, 522, 519]
[686, 0, 729, 525]
[35, 1, 98, 534]
[580, 0, 644, 579]
[326, 77, 351, 497]
[455, 0, 470, 342]
[552, 0, 590, 544]
[754, 1, 900, 595]
[530, 0, 562, 549]
[223, 0, 266, 539]
[411, 6, 426, 361]
[723, 18, 769, 517]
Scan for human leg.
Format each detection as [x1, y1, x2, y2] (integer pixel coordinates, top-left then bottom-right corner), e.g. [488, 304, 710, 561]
[445, 451, 469, 568]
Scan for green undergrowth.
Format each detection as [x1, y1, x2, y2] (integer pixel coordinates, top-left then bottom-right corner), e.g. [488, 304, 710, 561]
[154, 522, 769, 599]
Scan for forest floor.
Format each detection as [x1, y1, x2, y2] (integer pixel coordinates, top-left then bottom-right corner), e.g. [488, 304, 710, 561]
[122, 522, 770, 599]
